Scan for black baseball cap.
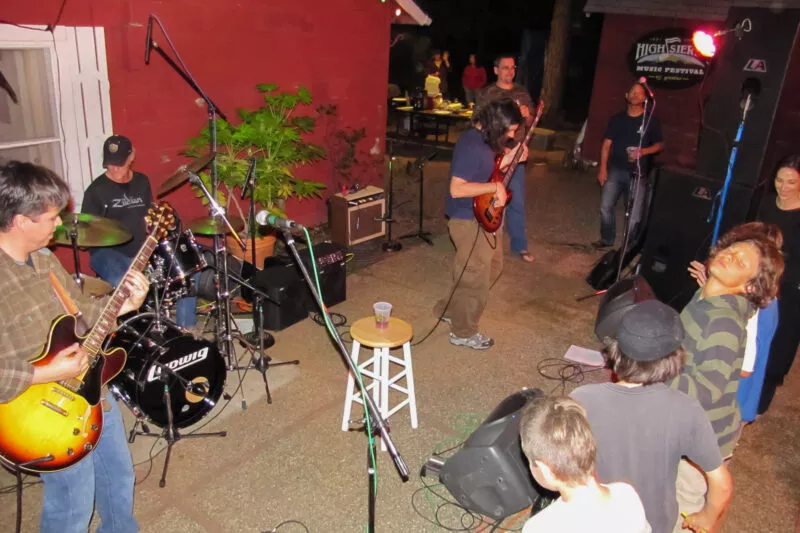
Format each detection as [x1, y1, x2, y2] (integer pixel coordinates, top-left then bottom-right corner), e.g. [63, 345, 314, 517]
[102, 135, 133, 167]
[617, 300, 685, 361]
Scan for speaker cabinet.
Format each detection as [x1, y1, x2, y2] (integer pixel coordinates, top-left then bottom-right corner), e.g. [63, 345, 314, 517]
[330, 186, 386, 246]
[695, 8, 800, 188]
[595, 276, 655, 340]
[638, 167, 754, 310]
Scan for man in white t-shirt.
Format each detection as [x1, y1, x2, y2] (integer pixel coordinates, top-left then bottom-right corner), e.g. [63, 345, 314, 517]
[519, 395, 651, 533]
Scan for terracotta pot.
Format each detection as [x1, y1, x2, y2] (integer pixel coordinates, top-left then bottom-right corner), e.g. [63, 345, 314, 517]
[226, 234, 276, 268]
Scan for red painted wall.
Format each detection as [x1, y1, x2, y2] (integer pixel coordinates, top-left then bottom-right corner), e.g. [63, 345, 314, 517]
[6, 0, 392, 271]
[6, 0, 391, 222]
[584, 15, 720, 170]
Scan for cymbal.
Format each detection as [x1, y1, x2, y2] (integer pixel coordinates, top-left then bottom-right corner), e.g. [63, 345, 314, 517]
[76, 274, 113, 298]
[186, 215, 245, 235]
[51, 213, 132, 247]
[156, 154, 215, 197]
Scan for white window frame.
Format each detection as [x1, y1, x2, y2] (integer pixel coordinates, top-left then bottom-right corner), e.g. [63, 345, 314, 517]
[0, 24, 113, 208]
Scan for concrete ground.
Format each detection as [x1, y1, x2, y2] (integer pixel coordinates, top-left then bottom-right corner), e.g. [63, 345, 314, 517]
[2, 132, 799, 532]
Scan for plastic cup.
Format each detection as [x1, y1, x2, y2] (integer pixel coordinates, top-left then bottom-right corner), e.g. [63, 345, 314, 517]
[373, 302, 392, 329]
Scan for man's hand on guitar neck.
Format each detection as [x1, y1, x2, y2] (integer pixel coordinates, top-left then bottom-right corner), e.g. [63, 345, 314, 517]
[31, 343, 89, 385]
[500, 143, 529, 169]
[118, 270, 150, 316]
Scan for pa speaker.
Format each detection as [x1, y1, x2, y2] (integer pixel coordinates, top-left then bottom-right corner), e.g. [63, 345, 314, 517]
[695, 8, 800, 188]
[595, 276, 655, 340]
[439, 389, 557, 519]
[638, 167, 753, 310]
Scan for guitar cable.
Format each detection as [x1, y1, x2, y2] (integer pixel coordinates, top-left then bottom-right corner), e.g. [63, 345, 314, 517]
[412, 224, 485, 347]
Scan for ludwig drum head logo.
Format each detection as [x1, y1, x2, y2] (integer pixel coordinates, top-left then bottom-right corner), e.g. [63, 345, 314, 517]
[628, 28, 709, 89]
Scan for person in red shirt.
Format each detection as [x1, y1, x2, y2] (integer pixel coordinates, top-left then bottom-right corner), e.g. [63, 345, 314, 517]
[462, 54, 487, 105]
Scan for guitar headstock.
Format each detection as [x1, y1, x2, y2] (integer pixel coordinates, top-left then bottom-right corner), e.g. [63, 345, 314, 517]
[145, 202, 176, 241]
[533, 99, 545, 123]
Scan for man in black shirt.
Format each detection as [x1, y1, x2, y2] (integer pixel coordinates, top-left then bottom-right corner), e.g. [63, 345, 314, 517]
[82, 135, 197, 327]
[595, 82, 664, 248]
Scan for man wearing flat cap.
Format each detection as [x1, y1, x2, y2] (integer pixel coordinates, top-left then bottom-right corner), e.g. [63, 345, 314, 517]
[571, 300, 732, 533]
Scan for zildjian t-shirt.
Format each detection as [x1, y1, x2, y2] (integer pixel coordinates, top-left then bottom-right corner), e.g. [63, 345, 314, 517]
[81, 172, 153, 258]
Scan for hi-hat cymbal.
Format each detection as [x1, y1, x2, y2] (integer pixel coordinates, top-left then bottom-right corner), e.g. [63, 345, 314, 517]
[186, 215, 245, 235]
[76, 274, 113, 298]
[51, 213, 133, 247]
[156, 154, 215, 197]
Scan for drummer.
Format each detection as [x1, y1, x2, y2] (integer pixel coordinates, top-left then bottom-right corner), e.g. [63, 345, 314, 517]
[82, 135, 197, 328]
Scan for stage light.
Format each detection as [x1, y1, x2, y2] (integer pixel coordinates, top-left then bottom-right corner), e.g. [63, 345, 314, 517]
[692, 30, 717, 58]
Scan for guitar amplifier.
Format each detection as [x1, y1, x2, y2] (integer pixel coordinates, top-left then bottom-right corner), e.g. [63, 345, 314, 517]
[251, 243, 347, 331]
[329, 186, 386, 247]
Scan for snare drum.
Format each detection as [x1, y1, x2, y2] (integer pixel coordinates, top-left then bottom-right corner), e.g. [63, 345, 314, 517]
[106, 313, 225, 428]
[150, 229, 207, 290]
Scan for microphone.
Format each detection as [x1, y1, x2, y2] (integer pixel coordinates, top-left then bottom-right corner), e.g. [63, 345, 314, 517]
[144, 15, 153, 65]
[241, 157, 256, 200]
[255, 210, 302, 230]
[637, 76, 655, 99]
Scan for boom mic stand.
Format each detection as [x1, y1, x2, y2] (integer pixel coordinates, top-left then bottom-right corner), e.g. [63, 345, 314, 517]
[280, 226, 409, 532]
[400, 149, 437, 245]
[145, 14, 237, 378]
[379, 140, 402, 252]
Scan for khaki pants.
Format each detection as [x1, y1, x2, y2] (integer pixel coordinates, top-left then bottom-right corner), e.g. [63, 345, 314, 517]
[672, 459, 707, 532]
[443, 218, 503, 338]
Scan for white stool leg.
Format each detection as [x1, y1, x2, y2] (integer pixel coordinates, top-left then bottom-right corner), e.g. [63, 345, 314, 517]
[341, 340, 361, 431]
[380, 347, 391, 451]
[403, 341, 418, 429]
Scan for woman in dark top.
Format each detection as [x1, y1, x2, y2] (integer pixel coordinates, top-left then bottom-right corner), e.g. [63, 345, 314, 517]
[758, 154, 800, 413]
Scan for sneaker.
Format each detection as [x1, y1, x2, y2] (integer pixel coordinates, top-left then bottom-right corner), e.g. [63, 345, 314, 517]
[449, 332, 495, 350]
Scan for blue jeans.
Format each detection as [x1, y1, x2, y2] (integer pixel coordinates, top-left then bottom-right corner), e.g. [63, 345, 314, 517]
[599, 166, 632, 244]
[40, 398, 138, 533]
[91, 248, 197, 328]
[506, 163, 528, 254]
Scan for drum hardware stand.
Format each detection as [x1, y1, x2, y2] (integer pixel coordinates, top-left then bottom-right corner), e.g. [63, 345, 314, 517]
[280, 226, 409, 533]
[67, 216, 86, 290]
[378, 140, 402, 252]
[220, 273, 299, 408]
[127, 361, 227, 488]
[400, 149, 437, 245]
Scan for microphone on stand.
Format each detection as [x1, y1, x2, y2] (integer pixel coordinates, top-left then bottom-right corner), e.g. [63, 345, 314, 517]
[637, 76, 655, 99]
[241, 157, 256, 200]
[144, 15, 154, 65]
[255, 210, 303, 230]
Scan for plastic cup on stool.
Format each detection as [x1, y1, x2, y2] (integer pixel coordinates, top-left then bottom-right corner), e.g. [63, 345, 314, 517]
[373, 302, 392, 329]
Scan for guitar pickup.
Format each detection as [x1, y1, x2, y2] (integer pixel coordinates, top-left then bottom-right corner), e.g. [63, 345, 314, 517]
[483, 209, 494, 222]
[41, 400, 68, 417]
[51, 387, 75, 401]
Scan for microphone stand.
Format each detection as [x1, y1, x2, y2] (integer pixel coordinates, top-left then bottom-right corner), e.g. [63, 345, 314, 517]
[145, 17, 237, 383]
[280, 227, 409, 532]
[379, 140, 402, 252]
[400, 150, 437, 245]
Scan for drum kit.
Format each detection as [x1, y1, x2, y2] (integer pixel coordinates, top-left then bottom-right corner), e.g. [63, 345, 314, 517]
[54, 155, 297, 487]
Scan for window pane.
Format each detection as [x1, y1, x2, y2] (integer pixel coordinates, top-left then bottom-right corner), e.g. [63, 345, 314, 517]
[0, 48, 58, 143]
[0, 142, 63, 176]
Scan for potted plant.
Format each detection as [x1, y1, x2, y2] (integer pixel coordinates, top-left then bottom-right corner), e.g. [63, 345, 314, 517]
[317, 104, 382, 193]
[185, 83, 326, 265]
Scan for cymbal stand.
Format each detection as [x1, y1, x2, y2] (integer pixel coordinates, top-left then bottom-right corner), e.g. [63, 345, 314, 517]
[127, 362, 227, 488]
[67, 216, 85, 290]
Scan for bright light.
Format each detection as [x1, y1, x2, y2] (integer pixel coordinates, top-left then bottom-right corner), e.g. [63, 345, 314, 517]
[395, 8, 402, 16]
[692, 30, 717, 58]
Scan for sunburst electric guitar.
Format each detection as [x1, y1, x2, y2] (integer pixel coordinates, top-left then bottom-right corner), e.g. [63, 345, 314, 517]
[473, 99, 545, 233]
[0, 203, 174, 473]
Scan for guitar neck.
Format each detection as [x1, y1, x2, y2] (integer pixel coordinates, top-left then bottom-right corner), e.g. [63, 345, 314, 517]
[81, 236, 157, 356]
[502, 124, 539, 187]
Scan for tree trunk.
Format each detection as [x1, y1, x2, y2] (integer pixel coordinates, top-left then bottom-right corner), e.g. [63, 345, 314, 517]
[540, 0, 571, 124]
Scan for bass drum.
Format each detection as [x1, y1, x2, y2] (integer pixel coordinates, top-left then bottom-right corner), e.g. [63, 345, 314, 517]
[106, 313, 225, 429]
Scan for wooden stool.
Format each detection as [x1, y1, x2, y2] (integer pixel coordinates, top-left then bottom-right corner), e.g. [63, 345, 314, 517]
[341, 317, 418, 450]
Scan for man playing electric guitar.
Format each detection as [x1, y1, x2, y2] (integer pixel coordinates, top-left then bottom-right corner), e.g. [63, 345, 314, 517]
[0, 162, 148, 533]
[441, 99, 527, 350]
